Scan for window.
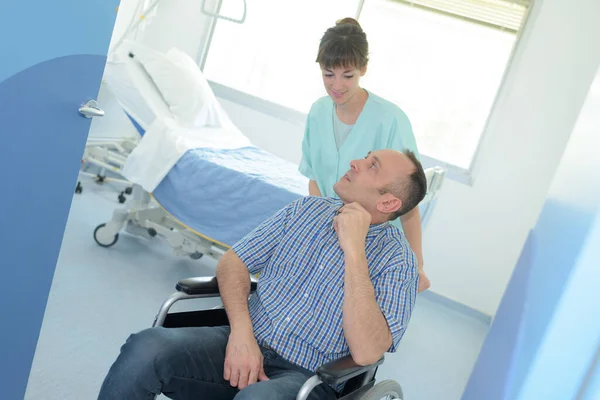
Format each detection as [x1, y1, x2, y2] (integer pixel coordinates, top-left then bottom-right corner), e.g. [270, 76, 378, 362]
[203, 0, 361, 114]
[202, 0, 531, 170]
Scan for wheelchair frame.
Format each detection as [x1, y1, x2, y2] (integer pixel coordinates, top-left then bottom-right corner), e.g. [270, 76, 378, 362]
[152, 276, 404, 400]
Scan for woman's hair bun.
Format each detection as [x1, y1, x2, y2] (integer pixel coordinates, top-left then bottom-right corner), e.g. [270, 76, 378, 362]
[317, 17, 369, 69]
[335, 17, 362, 30]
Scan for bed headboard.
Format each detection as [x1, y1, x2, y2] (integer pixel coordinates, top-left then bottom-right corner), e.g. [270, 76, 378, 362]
[421, 166, 446, 228]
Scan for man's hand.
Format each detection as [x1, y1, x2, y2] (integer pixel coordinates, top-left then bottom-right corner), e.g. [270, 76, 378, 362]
[224, 329, 269, 389]
[334, 202, 372, 255]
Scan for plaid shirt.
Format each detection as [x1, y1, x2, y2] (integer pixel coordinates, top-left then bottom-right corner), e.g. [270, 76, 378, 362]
[232, 196, 418, 378]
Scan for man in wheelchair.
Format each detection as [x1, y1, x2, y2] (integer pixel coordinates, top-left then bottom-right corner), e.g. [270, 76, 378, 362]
[98, 149, 427, 400]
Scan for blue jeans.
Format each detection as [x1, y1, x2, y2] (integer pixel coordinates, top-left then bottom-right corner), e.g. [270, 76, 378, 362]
[97, 326, 337, 400]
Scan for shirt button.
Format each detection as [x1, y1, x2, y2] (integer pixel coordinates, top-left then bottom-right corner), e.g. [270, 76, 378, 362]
[319, 266, 324, 270]
[304, 293, 308, 298]
[285, 317, 291, 322]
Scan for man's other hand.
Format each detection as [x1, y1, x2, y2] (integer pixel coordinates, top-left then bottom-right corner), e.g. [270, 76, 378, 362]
[334, 202, 372, 254]
[224, 329, 269, 389]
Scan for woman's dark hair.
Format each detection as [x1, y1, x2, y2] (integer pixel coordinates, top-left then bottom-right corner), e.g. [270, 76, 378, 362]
[316, 17, 369, 70]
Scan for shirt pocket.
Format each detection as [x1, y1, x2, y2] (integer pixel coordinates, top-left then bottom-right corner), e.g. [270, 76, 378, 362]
[258, 249, 303, 284]
[302, 281, 347, 355]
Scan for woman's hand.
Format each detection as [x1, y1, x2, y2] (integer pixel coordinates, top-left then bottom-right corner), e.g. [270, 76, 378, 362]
[418, 267, 430, 292]
[308, 180, 322, 196]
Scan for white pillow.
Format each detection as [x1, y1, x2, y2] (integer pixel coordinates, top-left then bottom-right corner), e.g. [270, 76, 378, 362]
[165, 47, 231, 128]
[120, 41, 174, 123]
[125, 41, 228, 128]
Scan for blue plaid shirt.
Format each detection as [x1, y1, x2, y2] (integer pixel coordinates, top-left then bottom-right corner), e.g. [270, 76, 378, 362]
[232, 196, 418, 377]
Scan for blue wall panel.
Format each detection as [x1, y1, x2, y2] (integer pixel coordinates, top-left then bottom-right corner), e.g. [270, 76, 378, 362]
[461, 229, 533, 400]
[0, 1, 117, 398]
[0, 54, 111, 400]
[0, 0, 118, 83]
[463, 64, 600, 399]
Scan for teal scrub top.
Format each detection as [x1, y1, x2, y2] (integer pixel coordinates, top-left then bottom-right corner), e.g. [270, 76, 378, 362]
[298, 90, 420, 230]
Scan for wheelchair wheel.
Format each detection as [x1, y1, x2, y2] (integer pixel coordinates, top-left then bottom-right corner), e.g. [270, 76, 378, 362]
[360, 380, 403, 400]
[94, 223, 119, 247]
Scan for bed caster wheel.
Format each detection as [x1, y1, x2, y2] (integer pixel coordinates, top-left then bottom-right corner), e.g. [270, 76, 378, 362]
[190, 252, 204, 260]
[95, 175, 106, 185]
[118, 193, 126, 204]
[125, 187, 133, 195]
[75, 182, 83, 194]
[94, 223, 119, 247]
[147, 228, 157, 237]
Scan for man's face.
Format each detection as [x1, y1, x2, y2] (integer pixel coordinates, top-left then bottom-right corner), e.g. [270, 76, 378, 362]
[333, 149, 413, 216]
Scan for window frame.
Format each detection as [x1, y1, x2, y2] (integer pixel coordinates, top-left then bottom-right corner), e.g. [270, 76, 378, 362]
[196, 0, 535, 186]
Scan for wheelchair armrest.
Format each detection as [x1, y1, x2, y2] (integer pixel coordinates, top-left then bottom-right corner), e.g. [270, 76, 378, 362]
[176, 276, 258, 296]
[316, 354, 384, 386]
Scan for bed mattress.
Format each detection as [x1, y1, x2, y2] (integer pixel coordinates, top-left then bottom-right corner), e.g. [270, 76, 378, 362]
[152, 146, 309, 247]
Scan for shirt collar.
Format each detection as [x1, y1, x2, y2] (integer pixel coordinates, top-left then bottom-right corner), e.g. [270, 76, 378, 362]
[330, 199, 390, 238]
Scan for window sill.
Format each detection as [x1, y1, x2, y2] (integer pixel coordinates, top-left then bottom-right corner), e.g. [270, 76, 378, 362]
[209, 80, 474, 186]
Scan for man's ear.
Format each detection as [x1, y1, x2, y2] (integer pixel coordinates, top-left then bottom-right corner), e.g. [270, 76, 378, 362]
[360, 65, 368, 77]
[376, 193, 402, 215]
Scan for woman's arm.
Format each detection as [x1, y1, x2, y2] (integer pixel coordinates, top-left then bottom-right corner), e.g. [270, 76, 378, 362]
[400, 207, 430, 292]
[308, 180, 322, 196]
[385, 111, 429, 291]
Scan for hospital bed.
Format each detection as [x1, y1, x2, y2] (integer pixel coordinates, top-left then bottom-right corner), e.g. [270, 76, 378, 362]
[82, 40, 445, 263]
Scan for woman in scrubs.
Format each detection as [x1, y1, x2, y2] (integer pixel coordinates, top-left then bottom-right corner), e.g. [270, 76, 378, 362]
[299, 17, 430, 292]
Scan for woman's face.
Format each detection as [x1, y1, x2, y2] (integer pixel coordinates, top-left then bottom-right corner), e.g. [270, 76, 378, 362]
[321, 65, 367, 106]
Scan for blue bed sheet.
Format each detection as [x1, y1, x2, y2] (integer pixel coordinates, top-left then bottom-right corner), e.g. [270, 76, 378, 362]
[125, 112, 146, 136]
[152, 146, 309, 247]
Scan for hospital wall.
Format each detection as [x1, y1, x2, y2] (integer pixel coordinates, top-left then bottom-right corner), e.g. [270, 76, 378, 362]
[462, 65, 600, 400]
[90, 0, 600, 316]
[509, 65, 600, 400]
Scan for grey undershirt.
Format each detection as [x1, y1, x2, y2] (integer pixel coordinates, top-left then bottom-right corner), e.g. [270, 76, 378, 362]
[333, 107, 354, 150]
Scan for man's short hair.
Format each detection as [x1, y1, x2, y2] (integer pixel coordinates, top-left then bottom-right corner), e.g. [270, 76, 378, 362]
[379, 150, 428, 220]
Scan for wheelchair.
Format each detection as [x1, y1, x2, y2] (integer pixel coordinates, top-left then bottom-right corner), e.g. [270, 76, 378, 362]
[152, 276, 405, 400]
